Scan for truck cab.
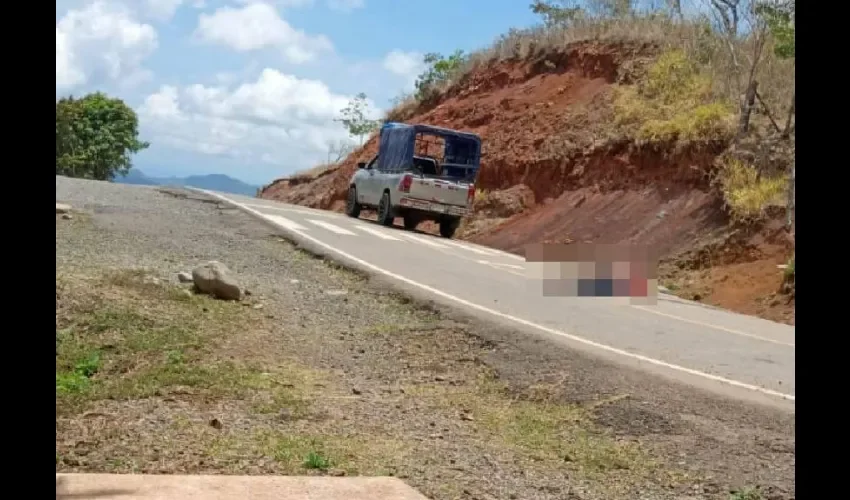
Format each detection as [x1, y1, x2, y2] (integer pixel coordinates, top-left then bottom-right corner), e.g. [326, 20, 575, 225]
[345, 122, 482, 239]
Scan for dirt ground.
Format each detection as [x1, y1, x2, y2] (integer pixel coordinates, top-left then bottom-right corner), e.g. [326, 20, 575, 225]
[56, 179, 794, 500]
[258, 41, 794, 326]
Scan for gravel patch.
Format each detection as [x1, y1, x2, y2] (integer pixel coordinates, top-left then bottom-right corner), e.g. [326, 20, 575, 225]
[56, 176, 795, 500]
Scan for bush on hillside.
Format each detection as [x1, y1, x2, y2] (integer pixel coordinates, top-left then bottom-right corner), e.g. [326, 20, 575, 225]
[713, 157, 787, 223]
[613, 50, 735, 143]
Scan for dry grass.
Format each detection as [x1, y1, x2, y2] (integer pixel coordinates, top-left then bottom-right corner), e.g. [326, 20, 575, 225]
[288, 162, 339, 182]
[56, 266, 662, 492]
[712, 157, 787, 222]
[385, 13, 794, 136]
[613, 49, 735, 143]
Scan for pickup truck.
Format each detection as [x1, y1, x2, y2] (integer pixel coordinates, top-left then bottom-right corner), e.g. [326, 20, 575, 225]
[345, 122, 481, 239]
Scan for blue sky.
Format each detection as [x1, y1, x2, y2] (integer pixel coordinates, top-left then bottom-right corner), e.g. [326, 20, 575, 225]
[56, 0, 540, 185]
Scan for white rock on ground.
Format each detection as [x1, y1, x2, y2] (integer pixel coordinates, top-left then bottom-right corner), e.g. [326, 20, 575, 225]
[177, 271, 193, 283]
[56, 203, 72, 214]
[191, 261, 242, 301]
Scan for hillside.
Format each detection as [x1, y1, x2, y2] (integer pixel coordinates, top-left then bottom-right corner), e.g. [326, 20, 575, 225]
[117, 169, 259, 196]
[259, 10, 795, 324]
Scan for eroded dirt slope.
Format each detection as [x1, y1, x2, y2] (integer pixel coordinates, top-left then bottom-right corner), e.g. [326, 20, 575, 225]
[259, 41, 793, 324]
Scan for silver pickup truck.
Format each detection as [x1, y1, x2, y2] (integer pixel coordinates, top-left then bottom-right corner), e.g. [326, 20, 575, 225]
[345, 122, 482, 239]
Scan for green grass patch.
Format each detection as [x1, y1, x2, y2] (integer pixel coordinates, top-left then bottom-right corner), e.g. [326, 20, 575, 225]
[713, 158, 787, 222]
[614, 50, 735, 143]
[55, 268, 287, 414]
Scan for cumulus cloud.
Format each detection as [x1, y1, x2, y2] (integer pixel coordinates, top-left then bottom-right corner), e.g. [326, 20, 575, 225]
[382, 50, 425, 91]
[194, 2, 333, 63]
[138, 69, 381, 176]
[56, 1, 159, 93]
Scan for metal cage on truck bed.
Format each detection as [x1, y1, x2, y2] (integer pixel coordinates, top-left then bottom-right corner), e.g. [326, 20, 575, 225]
[376, 122, 482, 181]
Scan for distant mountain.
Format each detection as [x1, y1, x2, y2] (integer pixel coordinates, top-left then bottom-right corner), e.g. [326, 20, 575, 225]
[116, 169, 259, 196]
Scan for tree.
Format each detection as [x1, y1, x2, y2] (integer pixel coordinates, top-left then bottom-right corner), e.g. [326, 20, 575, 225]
[337, 93, 380, 145]
[414, 50, 466, 101]
[530, 0, 584, 27]
[325, 139, 356, 164]
[56, 92, 149, 181]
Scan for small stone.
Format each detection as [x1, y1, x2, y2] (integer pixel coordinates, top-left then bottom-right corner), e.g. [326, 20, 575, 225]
[434, 376, 446, 382]
[290, 279, 300, 284]
[252, 303, 264, 310]
[325, 290, 348, 296]
[351, 388, 362, 395]
[56, 203, 72, 214]
[208, 418, 222, 430]
[177, 272, 193, 283]
[460, 413, 474, 421]
[328, 468, 346, 477]
[62, 213, 73, 220]
[192, 261, 242, 301]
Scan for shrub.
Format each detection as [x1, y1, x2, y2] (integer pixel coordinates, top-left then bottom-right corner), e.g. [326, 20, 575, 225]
[714, 158, 787, 222]
[613, 50, 735, 143]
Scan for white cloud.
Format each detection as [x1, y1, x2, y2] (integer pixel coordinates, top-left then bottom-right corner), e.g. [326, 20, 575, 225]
[195, 2, 332, 63]
[138, 69, 381, 174]
[382, 50, 425, 91]
[327, 0, 364, 12]
[144, 0, 185, 20]
[56, 1, 159, 93]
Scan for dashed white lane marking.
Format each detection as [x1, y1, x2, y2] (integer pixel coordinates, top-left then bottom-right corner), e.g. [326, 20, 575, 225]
[354, 225, 403, 241]
[440, 238, 503, 256]
[632, 305, 796, 347]
[197, 189, 795, 403]
[266, 214, 306, 231]
[398, 232, 450, 249]
[307, 219, 356, 235]
[245, 203, 340, 219]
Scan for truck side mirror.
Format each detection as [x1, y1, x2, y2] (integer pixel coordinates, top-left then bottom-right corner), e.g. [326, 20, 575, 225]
[357, 162, 366, 169]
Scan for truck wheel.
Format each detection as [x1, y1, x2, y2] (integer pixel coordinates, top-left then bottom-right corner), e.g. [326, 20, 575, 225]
[403, 214, 418, 231]
[345, 186, 361, 218]
[439, 217, 460, 238]
[377, 191, 394, 227]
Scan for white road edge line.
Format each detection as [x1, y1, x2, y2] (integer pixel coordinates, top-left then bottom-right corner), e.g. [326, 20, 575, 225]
[264, 214, 307, 231]
[196, 189, 796, 403]
[632, 305, 795, 348]
[307, 219, 357, 236]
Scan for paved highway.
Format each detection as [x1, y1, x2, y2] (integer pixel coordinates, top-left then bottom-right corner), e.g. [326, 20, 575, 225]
[197, 189, 795, 410]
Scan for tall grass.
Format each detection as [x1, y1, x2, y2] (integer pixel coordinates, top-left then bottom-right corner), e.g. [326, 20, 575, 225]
[386, 12, 794, 129]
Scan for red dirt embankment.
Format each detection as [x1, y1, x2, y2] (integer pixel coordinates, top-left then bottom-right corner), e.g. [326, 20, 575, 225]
[260, 41, 794, 324]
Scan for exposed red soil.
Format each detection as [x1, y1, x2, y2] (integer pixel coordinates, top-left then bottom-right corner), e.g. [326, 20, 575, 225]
[259, 40, 794, 325]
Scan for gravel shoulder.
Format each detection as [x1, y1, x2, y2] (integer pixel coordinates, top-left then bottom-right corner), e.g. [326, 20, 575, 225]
[55, 176, 794, 500]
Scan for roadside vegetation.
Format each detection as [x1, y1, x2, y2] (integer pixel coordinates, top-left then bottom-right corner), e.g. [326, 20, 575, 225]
[53, 260, 688, 498]
[56, 92, 149, 181]
[384, 0, 795, 229]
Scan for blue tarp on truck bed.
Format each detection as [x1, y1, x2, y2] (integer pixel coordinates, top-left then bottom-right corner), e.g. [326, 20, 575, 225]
[376, 122, 481, 179]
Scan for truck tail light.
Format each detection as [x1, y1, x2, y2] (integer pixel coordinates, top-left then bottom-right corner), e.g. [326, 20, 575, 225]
[399, 174, 413, 193]
[467, 184, 476, 205]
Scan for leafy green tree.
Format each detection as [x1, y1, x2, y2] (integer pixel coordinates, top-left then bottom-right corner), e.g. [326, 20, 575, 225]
[529, 0, 584, 26]
[56, 92, 149, 181]
[756, 0, 794, 59]
[337, 93, 380, 145]
[414, 50, 466, 101]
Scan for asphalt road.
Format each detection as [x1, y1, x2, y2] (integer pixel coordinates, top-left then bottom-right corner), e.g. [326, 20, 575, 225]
[198, 190, 795, 410]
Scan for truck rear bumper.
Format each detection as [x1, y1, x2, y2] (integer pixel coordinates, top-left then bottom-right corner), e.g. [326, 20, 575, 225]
[398, 197, 469, 217]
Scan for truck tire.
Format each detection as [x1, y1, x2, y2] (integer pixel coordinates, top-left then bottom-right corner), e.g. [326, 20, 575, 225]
[377, 191, 394, 227]
[345, 186, 361, 218]
[439, 217, 460, 238]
